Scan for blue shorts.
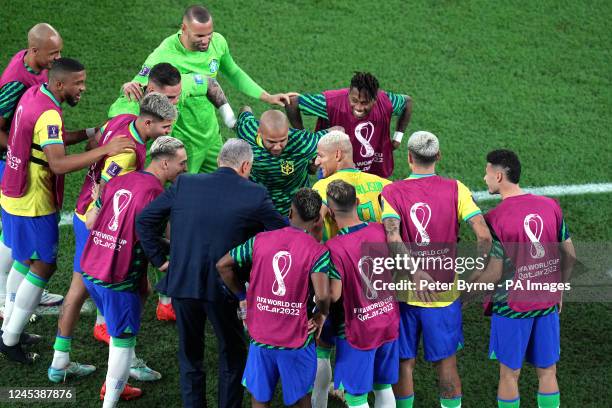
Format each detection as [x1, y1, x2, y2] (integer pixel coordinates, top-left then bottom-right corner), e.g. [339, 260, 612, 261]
[398, 299, 463, 362]
[489, 311, 560, 370]
[83, 278, 141, 337]
[242, 342, 316, 405]
[334, 338, 399, 395]
[72, 213, 89, 272]
[1, 209, 59, 264]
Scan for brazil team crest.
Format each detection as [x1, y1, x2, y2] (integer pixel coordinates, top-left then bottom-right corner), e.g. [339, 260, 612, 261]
[280, 159, 295, 175]
[209, 59, 219, 73]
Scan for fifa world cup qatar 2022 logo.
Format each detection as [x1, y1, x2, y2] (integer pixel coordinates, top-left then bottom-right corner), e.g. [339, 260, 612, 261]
[358, 256, 379, 300]
[410, 202, 432, 247]
[523, 213, 545, 259]
[107, 189, 133, 232]
[272, 251, 292, 297]
[354, 122, 375, 158]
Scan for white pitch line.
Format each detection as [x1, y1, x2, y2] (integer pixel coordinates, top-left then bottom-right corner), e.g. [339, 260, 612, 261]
[56, 182, 612, 227]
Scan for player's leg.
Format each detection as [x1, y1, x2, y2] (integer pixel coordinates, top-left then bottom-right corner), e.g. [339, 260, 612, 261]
[334, 338, 375, 408]
[312, 319, 335, 408]
[48, 271, 96, 382]
[242, 343, 278, 408]
[0, 233, 13, 310]
[103, 334, 137, 407]
[1, 261, 28, 330]
[372, 340, 399, 408]
[128, 279, 161, 382]
[420, 300, 463, 407]
[393, 303, 419, 407]
[489, 313, 532, 407]
[278, 343, 317, 407]
[528, 311, 561, 408]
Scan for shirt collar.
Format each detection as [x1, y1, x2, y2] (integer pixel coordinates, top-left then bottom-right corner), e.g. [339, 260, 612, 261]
[129, 121, 145, 144]
[407, 173, 436, 179]
[338, 222, 368, 235]
[40, 84, 61, 107]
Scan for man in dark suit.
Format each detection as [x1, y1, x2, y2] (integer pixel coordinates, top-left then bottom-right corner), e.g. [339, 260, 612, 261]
[136, 138, 286, 408]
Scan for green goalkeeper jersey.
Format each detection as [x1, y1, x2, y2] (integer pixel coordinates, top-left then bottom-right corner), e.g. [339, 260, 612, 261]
[127, 31, 265, 173]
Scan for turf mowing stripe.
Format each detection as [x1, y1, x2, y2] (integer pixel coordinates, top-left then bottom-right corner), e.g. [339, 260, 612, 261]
[54, 182, 612, 226]
[472, 182, 612, 202]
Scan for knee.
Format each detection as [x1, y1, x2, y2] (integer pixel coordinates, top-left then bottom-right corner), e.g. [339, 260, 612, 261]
[401, 358, 416, 374]
[500, 366, 521, 383]
[536, 364, 557, 381]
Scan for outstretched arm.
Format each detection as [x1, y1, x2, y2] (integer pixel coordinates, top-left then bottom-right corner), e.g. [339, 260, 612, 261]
[285, 95, 304, 129]
[207, 77, 236, 129]
[391, 95, 413, 149]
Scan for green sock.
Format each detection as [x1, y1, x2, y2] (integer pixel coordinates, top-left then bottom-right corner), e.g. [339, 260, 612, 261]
[345, 392, 368, 407]
[396, 394, 414, 408]
[498, 396, 520, 408]
[316, 346, 332, 359]
[53, 335, 72, 352]
[537, 392, 560, 408]
[441, 395, 462, 407]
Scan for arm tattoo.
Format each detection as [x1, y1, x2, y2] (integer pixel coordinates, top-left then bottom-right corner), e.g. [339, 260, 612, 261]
[207, 77, 229, 108]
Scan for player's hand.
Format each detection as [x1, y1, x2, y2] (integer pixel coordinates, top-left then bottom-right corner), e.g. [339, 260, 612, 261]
[103, 135, 135, 156]
[412, 269, 438, 304]
[90, 182, 101, 203]
[122, 81, 143, 102]
[308, 313, 327, 339]
[159, 261, 169, 272]
[392, 140, 401, 150]
[261, 92, 299, 107]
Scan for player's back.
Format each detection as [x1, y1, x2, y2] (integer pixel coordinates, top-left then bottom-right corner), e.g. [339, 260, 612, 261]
[314, 168, 390, 240]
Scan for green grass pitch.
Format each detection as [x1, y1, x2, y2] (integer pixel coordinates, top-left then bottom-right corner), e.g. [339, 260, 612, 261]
[1, 0, 611, 406]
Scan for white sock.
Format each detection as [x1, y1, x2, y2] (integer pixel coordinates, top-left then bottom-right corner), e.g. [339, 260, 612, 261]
[374, 387, 395, 408]
[1, 265, 26, 331]
[51, 350, 70, 370]
[158, 295, 171, 305]
[104, 341, 133, 408]
[0, 240, 11, 298]
[2, 276, 44, 346]
[96, 311, 106, 325]
[312, 357, 332, 408]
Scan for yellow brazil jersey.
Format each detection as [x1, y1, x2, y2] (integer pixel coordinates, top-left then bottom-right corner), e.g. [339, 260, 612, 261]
[312, 168, 391, 241]
[1, 108, 64, 217]
[380, 173, 481, 307]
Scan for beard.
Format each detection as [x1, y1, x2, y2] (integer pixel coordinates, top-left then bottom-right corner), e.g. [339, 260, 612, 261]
[65, 95, 80, 107]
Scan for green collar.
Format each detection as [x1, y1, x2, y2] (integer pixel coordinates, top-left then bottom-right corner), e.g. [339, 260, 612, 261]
[40, 84, 61, 107]
[22, 54, 39, 74]
[407, 173, 436, 179]
[129, 121, 145, 144]
[337, 168, 360, 174]
[338, 222, 368, 236]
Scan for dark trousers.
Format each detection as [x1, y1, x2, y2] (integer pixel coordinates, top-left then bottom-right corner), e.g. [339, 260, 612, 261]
[173, 297, 247, 408]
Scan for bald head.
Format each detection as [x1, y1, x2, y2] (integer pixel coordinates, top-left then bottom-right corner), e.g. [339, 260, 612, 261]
[258, 110, 290, 156]
[26, 23, 63, 71]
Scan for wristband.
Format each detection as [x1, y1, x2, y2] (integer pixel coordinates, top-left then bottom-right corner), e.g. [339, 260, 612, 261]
[219, 103, 237, 129]
[86, 127, 96, 138]
[236, 291, 247, 301]
[392, 131, 404, 143]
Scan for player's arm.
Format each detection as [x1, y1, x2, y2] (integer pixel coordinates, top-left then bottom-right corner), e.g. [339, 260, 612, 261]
[460, 236, 504, 304]
[328, 259, 342, 303]
[62, 127, 99, 147]
[219, 45, 296, 106]
[557, 218, 576, 313]
[207, 77, 236, 129]
[217, 236, 255, 300]
[136, 181, 177, 268]
[0, 81, 27, 148]
[84, 186, 103, 229]
[234, 107, 259, 145]
[310, 251, 331, 338]
[386, 91, 413, 150]
[457, 181, 492, 257]
[255, 189, 288, 230]
[38, 111, 134, 175]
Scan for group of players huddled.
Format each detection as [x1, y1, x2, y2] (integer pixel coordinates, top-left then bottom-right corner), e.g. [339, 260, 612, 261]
[0, 5, 576, 408]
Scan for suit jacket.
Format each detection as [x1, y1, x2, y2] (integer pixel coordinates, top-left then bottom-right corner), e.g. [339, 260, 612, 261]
[136, 167, 286, 301]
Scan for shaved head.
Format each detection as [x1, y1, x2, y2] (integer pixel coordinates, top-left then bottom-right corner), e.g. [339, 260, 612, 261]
[260, 110, 289, 132]
[28, 23, 61, 48]
[26, 23, 63, 71]
[258, 110, 290, 157]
